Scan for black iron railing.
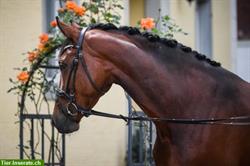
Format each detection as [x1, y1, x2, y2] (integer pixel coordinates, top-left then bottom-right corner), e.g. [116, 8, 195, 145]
[19, 64, 65, 166]
[20, 114, 65, 166]
[127, 96, 155, 166]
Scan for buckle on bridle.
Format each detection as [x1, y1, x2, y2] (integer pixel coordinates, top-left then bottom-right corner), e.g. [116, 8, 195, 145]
[56, 89, 72, 101]
[67, 102, 79, 116]
[56, 89, 64, 97]
[73, 58, 79, 65]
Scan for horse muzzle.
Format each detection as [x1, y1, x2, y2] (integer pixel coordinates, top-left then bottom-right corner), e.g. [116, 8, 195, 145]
[52, 103, 80, 133]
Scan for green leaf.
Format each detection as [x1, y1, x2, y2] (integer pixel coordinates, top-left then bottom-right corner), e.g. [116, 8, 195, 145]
[24, 145, 30, 149]
[7, 87, 17, 93]
[89, 4, 99, 14]
[163, 15, 170, 21]
[152, 28, 159, 34]
[116, 4, 124, 9]
[91, 18, 96, 24]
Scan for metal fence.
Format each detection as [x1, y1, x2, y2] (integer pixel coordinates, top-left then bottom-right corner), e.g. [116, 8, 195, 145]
[19, 65, 65, 166]
[127, 97, 155, 166]
[20, 114, 65, 166]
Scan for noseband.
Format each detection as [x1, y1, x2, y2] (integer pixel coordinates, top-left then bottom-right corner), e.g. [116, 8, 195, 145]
[56, 27, 105, 119]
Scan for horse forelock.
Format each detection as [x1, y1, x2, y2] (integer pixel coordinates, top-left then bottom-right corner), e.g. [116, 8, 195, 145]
[89, 23, 221, 67]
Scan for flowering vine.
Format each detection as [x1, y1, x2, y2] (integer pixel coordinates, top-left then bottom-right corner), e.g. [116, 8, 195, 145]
[9, 0, 124, 97]
[9, 0, 185, 108]
[138, 15, 187, 39]
[140, 17, 155, 30]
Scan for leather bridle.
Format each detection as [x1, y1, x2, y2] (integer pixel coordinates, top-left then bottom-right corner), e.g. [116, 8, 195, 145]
[55, 27, 250, 126]
[56, 27, 105, 119]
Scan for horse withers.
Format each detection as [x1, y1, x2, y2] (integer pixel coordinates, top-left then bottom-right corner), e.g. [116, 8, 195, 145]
[52, 20, 250, 166]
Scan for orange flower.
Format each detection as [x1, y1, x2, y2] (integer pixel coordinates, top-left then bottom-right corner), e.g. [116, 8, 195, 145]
[39, 33, 49, 44]
[28, 51, 38, 62]
[74, 6, 86, 16]
[58, 8, 65, 13]
[140, 17, 155, 30]
[50, 20, 57, 27]
[65, 1, 77, 10]
[38, 43, 45, 52]
[17, 71, 29, 83]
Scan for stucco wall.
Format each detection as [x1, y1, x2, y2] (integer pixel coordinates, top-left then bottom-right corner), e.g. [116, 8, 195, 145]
[129, 0, 144, 26]
[211, 0, 232, 70]
[0, 0, 42, 158]
[0, 1, 127, 166]
[66, 85, 127, 166]
[169, 0, 232, 70]
[130, 0, 196, 49]
[169, 0, 196, 48]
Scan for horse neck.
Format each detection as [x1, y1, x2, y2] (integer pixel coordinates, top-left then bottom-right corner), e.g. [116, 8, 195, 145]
[87, 31, 195, 118]
[111, 48, 175, 118]
[87, 30, 247, 119]
[108, 50, 206, 118]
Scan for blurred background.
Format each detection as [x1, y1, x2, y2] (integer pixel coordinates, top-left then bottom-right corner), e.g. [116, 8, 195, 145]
[0, 0, 249, 166]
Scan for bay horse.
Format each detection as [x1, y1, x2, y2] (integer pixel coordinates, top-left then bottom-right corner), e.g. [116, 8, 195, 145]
[52, 19, 250, 166]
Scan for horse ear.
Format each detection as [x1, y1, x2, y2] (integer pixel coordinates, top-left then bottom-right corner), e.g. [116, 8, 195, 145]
[71, 21, 81, 29]
[56, 17, 80, 43]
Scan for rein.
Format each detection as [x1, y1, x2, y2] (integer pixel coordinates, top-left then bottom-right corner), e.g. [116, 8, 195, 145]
[56, 27, 250, 126]
[59, 102, 250, 125]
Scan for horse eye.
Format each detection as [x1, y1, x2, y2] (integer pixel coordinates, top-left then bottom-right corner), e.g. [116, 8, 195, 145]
[58, 61, 67, 70]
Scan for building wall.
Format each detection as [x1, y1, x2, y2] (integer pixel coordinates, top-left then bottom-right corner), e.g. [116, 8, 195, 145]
[169, 0, 196, 49]
[0, 1, 127, 166]
[130, 0, 145, 26]
[130, 0, 233, 69]
[0, 0, 42, 159]
[130, 0, 196, 49]
[211, 0, 232, 70]
[169, 0, 232, 70]
[66, 85, 127, 166]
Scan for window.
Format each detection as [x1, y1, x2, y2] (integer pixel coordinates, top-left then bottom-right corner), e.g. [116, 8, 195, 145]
[237, 0, 250, 40]
[236, 0, 250, 82]
[195, 0, 212, 57]
[42, 0, 62, 100]
[42, 0, 82, 99]
[145, 0, 170, 30]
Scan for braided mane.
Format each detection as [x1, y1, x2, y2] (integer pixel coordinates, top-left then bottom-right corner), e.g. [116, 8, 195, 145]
[89, 23, 221, 67]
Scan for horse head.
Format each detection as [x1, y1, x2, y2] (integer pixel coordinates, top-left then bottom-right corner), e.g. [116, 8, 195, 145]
[52, 20, 113, 133]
